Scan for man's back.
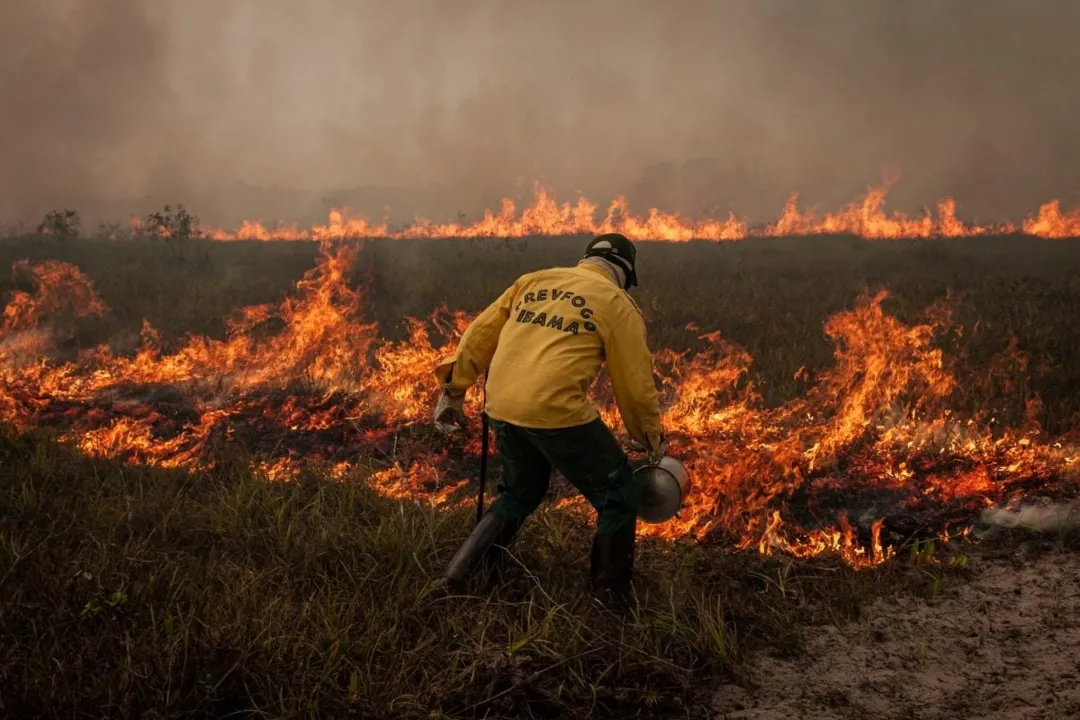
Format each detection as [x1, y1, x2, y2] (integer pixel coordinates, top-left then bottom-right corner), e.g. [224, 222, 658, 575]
[484, 262, 640, 430]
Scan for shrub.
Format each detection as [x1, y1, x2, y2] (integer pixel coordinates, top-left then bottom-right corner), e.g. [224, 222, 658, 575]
[36, 209, 81, 240]
[144, 204, 201, 240]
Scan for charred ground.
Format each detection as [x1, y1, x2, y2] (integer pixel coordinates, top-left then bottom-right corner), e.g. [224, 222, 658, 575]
[2, 233, 1080, 718]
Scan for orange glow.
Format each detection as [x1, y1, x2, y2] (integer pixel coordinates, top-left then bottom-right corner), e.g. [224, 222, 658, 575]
[183, 182, 1080, 242]
[1, 241, 1077, 569]
[1022, 200, 1080, 239]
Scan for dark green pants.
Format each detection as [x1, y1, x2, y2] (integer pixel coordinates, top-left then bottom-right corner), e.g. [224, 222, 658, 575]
[486, 416, 639, 536]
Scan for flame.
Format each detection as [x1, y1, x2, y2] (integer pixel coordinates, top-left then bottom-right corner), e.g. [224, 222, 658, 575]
[184, 181, 1080, 242]
[1, 240, 1077, 569]
[1021, 200, 1080, 239]
[0, 260, 107, 369]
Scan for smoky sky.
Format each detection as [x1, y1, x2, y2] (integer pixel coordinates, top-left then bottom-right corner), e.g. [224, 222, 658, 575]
[3, 0, 1080, 227]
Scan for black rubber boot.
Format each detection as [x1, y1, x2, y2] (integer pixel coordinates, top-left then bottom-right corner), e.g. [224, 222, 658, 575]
[479, 516, 525, 588]
[439, 512, 522, 592]
[588, 522, 636, 609]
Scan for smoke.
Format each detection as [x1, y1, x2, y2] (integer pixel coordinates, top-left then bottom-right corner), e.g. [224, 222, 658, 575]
[981, 502, 1080, 534]
[3, 0, 1080, 227]
[0, 1, 187, 225]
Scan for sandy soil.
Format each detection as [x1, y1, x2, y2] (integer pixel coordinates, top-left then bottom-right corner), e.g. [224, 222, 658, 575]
[714, 546, 1080, 720]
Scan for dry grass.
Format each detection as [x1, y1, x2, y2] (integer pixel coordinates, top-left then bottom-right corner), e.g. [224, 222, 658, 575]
[1, 232, 1079, 717]
[2, 424, 998, 719]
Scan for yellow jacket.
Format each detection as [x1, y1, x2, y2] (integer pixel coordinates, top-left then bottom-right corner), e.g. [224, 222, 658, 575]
[434, 262, 663, 452]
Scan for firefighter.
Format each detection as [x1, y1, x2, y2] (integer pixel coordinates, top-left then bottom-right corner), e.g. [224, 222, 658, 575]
[431, 232, 665, 601]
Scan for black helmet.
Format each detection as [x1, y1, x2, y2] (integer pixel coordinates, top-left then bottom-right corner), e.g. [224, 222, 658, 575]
[584, 233, 637, 289]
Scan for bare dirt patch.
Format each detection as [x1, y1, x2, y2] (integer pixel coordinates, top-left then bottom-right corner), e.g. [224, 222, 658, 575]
[715, 545, 1080, 719]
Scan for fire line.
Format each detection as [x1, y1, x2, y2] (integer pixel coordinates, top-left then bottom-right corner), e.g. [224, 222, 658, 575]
[1, 241, 1077, 570]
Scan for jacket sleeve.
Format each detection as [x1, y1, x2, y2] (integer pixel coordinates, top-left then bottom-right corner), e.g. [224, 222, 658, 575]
[603, 304, 664, 452]
[433, 280, 518, 395]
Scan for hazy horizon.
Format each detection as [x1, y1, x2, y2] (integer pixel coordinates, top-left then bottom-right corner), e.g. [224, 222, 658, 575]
[3, 0, 1079, 227]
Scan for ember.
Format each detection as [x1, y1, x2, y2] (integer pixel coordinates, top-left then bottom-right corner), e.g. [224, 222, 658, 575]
[1, 240, 1077, 569]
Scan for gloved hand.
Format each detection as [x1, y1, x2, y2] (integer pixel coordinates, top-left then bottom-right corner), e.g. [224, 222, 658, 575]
[433, 390, 468, 434]
[647, 434, 667, 465]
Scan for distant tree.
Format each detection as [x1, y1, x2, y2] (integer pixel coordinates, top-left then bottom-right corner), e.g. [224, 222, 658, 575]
[36, 209, 81, 240]
[145, 204, 201, 240]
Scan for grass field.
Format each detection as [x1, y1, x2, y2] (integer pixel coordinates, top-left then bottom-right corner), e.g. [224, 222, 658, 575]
[2, 233, 1080, 718]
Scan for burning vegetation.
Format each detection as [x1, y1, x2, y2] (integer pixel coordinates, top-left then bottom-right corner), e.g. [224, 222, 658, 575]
[194, 183, 1080, 242]
[15, 182, 1080, 242]
[2, 235, 1077, 570]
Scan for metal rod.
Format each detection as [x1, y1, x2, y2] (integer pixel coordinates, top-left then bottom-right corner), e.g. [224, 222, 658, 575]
[476, 379, 488, 525]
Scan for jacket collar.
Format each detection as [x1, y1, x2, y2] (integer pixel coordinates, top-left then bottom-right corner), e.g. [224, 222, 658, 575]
[576, 257, 625, 288]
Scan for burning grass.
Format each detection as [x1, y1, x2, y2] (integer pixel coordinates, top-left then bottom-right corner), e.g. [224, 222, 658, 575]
[1, 230, 1080, 716]
[190, 182, 1080, 241]
[1, 235, 1078, 562]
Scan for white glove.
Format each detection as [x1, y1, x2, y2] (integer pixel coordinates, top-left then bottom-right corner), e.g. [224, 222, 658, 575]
[433, 391, 468, 434]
